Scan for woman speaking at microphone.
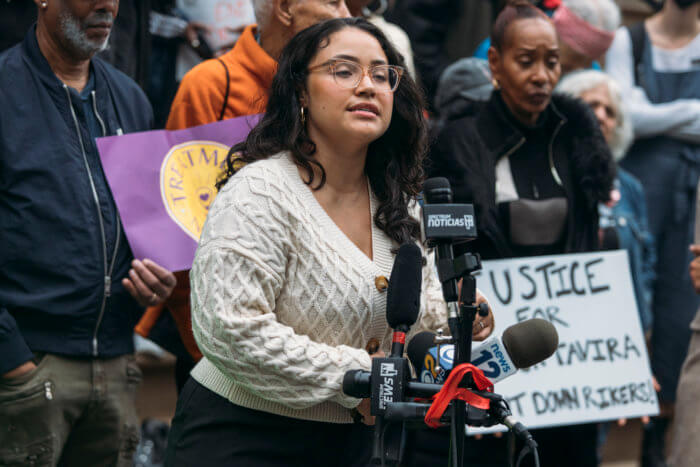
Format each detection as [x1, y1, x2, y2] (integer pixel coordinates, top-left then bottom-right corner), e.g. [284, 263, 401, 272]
[164, 17, 494, 467]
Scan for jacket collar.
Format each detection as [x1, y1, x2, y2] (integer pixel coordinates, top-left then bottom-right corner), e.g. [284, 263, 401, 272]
[21, 24, 114, 94]
[22, 25, 71, 93]
[476, 91, 567, 161]
[21, 24, 121, 132]
[222, 24, 277, 91]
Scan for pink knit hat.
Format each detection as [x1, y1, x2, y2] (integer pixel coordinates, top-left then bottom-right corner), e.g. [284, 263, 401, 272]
[552, 3, 615, 60]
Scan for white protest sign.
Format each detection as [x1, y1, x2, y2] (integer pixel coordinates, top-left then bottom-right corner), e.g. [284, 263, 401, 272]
[469, 250, 658, 433]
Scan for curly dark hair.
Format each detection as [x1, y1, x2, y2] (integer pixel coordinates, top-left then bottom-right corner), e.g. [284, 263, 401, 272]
[217, 17, 428, 245]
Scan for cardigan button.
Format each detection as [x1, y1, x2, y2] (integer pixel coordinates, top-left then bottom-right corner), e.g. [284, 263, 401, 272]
[365, 338, 380, 354]
[375, 276, 389, 292]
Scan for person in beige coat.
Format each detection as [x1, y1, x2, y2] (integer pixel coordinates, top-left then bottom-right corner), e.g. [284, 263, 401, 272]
[669, 180, 700, 467]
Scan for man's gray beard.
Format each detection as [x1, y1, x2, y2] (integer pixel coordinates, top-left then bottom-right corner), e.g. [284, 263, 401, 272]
[58, 10, 111, 59]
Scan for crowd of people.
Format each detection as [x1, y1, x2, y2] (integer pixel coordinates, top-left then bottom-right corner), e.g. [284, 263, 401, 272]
[0, 0, 699, 466]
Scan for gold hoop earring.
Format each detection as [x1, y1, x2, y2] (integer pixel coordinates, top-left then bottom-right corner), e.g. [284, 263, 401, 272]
[300, 107, 306, 124]
[492, 78, 500, 90]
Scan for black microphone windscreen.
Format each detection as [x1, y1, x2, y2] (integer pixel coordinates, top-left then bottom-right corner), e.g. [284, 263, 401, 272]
[342, 370, 370, 398]
[423, 177, 452, 204]
[502, 319, 559, 369]
[406, 331, 436, 373]
[386, 243, 423, 329]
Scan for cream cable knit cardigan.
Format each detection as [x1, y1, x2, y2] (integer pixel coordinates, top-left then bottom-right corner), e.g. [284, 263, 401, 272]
[190, 152, 450, 423]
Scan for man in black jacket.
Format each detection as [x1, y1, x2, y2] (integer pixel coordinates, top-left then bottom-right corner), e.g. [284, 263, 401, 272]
[0, 1, 175, 465]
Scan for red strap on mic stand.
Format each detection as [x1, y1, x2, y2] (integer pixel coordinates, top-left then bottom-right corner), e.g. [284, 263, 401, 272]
[543, 0, 562, 9]
[424, 363, 493, 429]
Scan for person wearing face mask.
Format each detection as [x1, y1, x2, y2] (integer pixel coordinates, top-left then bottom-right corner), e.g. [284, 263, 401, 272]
[428, 3, 614, 466]
[605, 2, 700, 465]
[163, 17, 494, 466]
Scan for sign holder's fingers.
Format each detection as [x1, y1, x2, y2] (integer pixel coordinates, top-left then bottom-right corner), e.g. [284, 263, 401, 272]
[122, 278, 147, 307]
[129, 267, 154, 299]
[132, 260, 170, 297]
[142, 259, 177, 288]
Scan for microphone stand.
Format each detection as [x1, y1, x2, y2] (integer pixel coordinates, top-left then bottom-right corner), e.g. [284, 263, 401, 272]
[435, 248, 487, 467]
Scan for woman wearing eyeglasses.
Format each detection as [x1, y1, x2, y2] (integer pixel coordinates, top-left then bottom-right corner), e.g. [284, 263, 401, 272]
[164, 17, 494, 467]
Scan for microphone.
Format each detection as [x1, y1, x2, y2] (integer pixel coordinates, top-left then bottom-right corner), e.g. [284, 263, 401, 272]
[407, 330, 452, 383]
[343, 369, 443, 400]
[407, 319, 559, 384]
[386, 243, 422, 357]
[422, 178, 482, 466]
[421, 177, 479, 339]
[422, 177, 477, 247]
[423, 178, 459, 305]
[360, 243, 423, 465]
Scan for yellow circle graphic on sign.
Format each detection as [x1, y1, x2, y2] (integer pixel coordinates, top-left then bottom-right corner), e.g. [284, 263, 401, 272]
[160, 140, 229, 241]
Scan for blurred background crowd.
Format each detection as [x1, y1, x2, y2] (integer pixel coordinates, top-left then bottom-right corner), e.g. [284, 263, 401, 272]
[0, 0, 698, 466]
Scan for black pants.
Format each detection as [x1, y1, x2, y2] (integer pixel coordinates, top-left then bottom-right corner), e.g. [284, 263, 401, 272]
[165, 378, 373, 467]
[518, 424, 599, 467]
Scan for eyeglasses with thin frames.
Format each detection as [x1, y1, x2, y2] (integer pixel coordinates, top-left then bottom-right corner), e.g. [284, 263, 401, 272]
[307, 59, 404, 93]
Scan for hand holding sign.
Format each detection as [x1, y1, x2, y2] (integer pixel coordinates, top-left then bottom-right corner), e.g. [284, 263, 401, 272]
[123, 259, 177, 307]
[96, 115, 261, 272]
[617, 375, 661, 426]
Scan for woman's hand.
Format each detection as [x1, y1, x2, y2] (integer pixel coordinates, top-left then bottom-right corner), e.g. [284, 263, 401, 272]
[616, 375, 661, 426]
[356, 349, 385, 425]
[456, 280, 495, 341]
[472, 291, 495, 341]
[122, 259, 177, 308]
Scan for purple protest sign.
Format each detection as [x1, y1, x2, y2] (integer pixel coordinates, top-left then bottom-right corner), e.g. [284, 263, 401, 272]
[97, 115, 261, 272]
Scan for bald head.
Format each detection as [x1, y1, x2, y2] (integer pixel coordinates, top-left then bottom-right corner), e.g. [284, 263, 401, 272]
[255, 0, 351, 59]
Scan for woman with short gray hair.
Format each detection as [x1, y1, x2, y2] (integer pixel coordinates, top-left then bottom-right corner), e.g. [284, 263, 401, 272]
[557, 70, 632, 159]
[558, 67, 659, 465]
[558, 69, 655, 356]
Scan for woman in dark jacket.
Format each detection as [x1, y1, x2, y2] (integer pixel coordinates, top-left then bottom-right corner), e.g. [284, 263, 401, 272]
[428, 2, 614, 466]
[430, 2, 613, 262]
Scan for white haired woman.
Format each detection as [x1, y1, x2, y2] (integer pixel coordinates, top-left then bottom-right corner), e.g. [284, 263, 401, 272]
[558, 69, 659, 462]
[558, 70, 655, 336]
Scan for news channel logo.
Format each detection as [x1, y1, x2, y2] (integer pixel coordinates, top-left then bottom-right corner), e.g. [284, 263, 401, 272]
[419, 344, 454, 383]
